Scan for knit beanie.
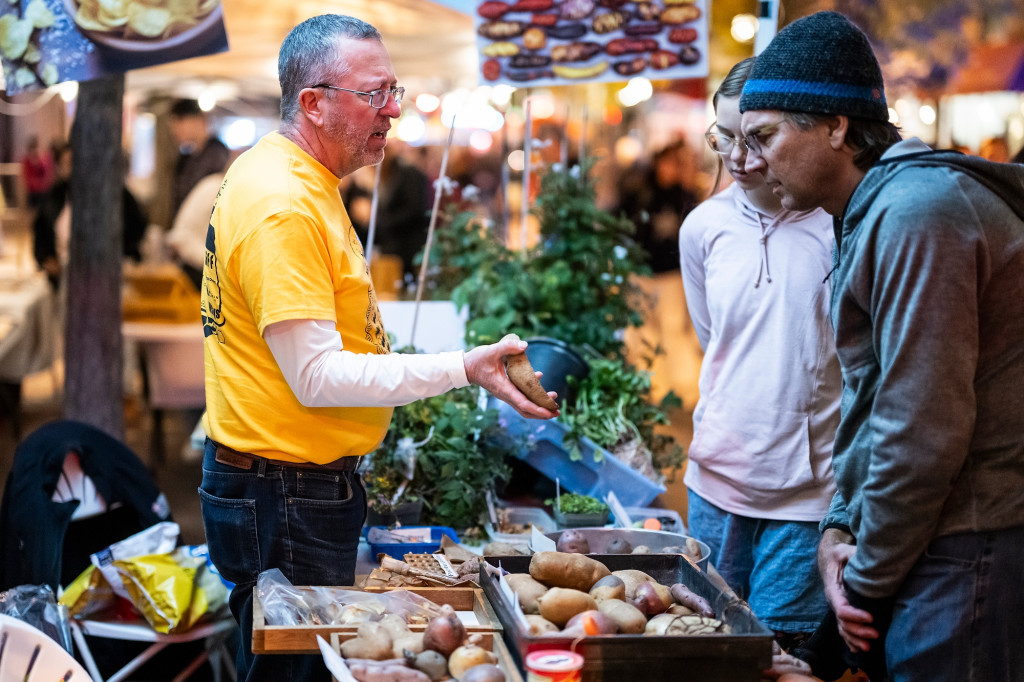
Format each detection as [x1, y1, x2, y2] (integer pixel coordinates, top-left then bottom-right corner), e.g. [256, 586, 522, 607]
[740, 11, 888, 121]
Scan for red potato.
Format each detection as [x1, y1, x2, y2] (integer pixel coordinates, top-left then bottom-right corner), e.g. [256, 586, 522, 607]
[563, 609, 619, 636]
[422, 604, 466, 658]
[630, 581, 670, 616]
[478, 0, 510, 19]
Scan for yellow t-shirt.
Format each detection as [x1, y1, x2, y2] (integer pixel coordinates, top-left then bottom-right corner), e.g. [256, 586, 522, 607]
[200, 132, 392, 464]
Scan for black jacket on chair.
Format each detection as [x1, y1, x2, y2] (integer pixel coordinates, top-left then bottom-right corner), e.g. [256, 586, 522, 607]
[0, 420, 172, 592]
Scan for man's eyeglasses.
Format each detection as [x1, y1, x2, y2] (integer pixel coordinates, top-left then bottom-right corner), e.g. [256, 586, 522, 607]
[742, 118, 787, 156]
[705, 123, 747, 155]
[311, 84, 405, 109]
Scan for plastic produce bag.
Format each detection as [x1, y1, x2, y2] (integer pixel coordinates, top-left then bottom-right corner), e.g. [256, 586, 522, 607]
[256, 568, 443, 626]
[0, 584, 72, 652]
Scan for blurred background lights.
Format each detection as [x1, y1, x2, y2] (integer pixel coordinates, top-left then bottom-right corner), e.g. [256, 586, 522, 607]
[526, 91, 556, 119]
[888, 107, 899, 124]
[396, 113, 427, 143]
[919, 104, 936, 125]
[614, 134, 644, 166]
[731, 14, 758, 43]
[56, 81, 78, 102]
[507, 149, 525, 172]
[469, 130, 493, 153]
[198, 89, 217, 112]
[223, 118, 257, 149]
[490, 84, 516, 108]
[415, 92, 440, 113]
[440, 88, 505, 131]
[617, 77, 653, 107]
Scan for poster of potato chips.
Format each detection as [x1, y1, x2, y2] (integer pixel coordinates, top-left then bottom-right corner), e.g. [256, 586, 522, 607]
[474, 0, 708, 88]
[0, 0, 227, 94]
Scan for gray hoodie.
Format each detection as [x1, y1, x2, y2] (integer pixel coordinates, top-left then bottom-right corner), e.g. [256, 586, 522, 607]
[823, 138, 1024, 599]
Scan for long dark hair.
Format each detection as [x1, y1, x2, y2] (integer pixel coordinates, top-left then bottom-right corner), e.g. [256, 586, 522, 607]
[709, 57, 756, 196]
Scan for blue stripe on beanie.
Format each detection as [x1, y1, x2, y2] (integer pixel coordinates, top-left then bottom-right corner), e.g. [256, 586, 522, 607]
[740, 11, 889, 122]
[744, 79, 882, 104]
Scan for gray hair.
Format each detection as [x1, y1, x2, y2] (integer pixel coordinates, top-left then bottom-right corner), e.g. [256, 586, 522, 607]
[785, 112, 902, 171]
[278, 15, 382, 122]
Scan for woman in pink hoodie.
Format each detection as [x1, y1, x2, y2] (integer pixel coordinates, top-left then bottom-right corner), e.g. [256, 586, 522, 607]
[678, 58, 840, 652]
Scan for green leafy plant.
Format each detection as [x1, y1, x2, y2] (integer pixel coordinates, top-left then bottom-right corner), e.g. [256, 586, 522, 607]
[364, 384, 519, 533]
[426, 163, 650, 358]
[560, 357, 685, 483]
[545, 492, 608, 515]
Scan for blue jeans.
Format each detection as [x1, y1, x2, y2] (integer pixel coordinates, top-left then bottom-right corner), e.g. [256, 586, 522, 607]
[882, 524, 1024, 682]
[687, 489, 827, 633]
[198, 439, 367, 682]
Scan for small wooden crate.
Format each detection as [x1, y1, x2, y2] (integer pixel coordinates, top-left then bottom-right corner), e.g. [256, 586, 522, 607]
[252, 586, 502, 655]
[328, 629, 526, 682]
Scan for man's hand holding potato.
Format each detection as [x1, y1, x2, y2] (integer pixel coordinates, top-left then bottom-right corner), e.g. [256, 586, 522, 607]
[464, 335, 560, 420]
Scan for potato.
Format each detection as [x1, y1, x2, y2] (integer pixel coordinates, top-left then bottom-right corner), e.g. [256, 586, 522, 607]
[530, 551, 611, 592]
[392, 632, 424, 658]
[448, 637, 498, 678]
[588, 575, 625, 603]
[525, 614, 560, 635]
[537, 587, 598, 626]
[506, 574, 548, 614]
[483, 541, 529, 556]
[670, 582, 715, 618]
[597, 598, 647, 634]
[422, 604, 466, 658]
[502, 334, 558, 410]
[611, 569, 657, 599]
[460, 664, 507, 682]
[341, 621, 394, 660]
[630, 581, 670, 616]
[564, 609, 618, 636]
[556, 529, 591, 554]
[631, 545, 651, 554]
[605, 538, 632, 554]
[685, 537, 704, 560]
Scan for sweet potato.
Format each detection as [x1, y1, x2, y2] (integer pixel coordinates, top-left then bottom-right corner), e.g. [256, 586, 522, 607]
[502, 334, 558, 410]
[530, 551, 610, 591]
[538, 587, 598, 626]
[506, 574, 549, 614]
[597, 598, 647, 634]
[669, 582, 714, 618]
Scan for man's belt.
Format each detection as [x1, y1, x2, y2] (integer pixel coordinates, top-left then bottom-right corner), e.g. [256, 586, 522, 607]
[213, 441, 361, 473]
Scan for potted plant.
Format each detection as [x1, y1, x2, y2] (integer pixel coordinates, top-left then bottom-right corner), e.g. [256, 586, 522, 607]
[423, 163, 687, 488]
[547, 492, 610, 528]
[363, 385, 524, 534]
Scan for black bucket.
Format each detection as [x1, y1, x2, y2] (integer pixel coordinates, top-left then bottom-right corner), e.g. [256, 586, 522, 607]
[523, 337, 590, 405]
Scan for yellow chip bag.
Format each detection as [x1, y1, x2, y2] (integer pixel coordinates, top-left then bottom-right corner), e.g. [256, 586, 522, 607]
[0, 14, 33, 60]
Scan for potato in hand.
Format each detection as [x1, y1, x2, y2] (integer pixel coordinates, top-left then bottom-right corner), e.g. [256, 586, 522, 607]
[502, 334, 558, 410]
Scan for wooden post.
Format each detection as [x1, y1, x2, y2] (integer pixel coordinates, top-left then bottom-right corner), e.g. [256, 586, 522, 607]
[63, 75, 125, 439]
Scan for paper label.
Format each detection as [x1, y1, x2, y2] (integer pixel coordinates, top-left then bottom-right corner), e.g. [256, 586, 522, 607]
[497, 565, 530, 631]
[530, 524, 557, 553]
[605, 491, 632, 528]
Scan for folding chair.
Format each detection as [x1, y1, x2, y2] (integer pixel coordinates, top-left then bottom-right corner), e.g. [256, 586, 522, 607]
[0, 420, 237, 682]
[0, 613, 91, 681]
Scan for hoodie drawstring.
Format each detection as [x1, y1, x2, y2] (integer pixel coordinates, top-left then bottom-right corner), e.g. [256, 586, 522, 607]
[755, 218, 774, 288]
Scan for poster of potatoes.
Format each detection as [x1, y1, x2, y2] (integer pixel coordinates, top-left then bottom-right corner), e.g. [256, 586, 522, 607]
[475, 0, 709, 87]
[0, 0, 227, 94]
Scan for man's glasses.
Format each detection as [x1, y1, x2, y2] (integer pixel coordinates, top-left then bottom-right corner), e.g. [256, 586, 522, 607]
[311, 84, 405, 109]
[705, 123, 747, 155]
[742, 119, 787, 156]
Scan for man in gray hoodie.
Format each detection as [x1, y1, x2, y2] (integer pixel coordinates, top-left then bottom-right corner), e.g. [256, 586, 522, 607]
[737, 11, 1024, 682]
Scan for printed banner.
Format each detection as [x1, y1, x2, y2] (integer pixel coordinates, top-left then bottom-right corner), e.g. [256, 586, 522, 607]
[0, 0, 228, 94]
[475, 0, 708, 87]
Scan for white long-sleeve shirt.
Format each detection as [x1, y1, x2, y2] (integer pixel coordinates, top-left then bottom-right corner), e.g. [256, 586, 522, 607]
[678, 183, 840, 521]
[264, 319, 469, 407]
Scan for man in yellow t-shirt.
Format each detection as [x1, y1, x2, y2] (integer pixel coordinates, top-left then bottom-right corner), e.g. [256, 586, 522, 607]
[198, 15, 558, 682]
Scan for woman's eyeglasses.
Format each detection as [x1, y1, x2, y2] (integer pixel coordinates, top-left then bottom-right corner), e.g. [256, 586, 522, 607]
[705, 123, 747, 155]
